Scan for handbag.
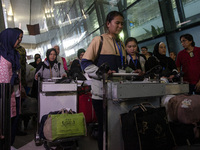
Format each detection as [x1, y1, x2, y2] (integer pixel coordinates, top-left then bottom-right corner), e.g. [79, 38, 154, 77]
[120, 103, 176, 150]
[43, 109, 87, 141]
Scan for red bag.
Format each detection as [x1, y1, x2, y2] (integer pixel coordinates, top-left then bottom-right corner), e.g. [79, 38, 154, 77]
[78, 92, 97, 123]
[77, 85, 91, 95]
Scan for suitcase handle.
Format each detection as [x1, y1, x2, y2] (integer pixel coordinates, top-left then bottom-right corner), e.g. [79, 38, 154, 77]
[130, 102, 155, 112]
[140, 102, 155, 110]
[130, 104, 146, 112]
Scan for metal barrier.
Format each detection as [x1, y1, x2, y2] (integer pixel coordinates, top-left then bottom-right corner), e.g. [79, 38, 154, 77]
[0, 83, 11, 150]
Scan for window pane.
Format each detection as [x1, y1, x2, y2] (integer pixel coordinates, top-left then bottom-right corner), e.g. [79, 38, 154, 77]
[82, 0, 94, 11]
[180, 0, 200, 26]
[85, 10, 99, 34]
[127, 0, 137, 7]
[102, 2, 118, 17]
[127, 0, 164, 41]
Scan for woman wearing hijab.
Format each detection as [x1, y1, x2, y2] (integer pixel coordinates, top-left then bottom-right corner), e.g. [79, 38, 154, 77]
[35, 48, 67, 80]
[31, 48, 67, 99]
[29, 53, 41, 68]
[145, 42, 178, 81]
[0, 28, 21, 145]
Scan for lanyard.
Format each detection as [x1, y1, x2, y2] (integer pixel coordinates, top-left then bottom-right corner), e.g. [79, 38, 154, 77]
[116, 41, 123, 68]
[129, 54, 138, 68]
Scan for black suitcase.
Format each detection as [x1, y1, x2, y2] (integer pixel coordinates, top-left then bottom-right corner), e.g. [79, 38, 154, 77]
[120, 103, 176, 150]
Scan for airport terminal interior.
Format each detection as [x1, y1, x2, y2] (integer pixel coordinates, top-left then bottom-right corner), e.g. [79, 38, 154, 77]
[0, 0, 200, 149]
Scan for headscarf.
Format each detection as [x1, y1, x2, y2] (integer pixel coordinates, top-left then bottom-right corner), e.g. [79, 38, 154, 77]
[153, 42, 169, 72]
[153, 42, 167, 60]
[77, 49, 85, 59]
[0, 28, 21, 85]
[46, 48, 57, 67]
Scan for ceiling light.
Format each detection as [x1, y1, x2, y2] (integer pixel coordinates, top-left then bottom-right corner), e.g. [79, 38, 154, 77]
[82, 10, 87, 19]
[54, 1, 66, 4]
[7, 16, 12, 21]
[67, 14, 72, 24]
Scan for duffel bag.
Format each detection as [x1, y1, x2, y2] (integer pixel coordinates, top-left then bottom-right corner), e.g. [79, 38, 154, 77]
[43, 109, 87, 141]
[120, 102, 176, 150]
[167, 94, 200, 124]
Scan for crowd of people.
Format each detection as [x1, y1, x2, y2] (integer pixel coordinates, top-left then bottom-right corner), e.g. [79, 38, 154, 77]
[0, 10, 200, 150]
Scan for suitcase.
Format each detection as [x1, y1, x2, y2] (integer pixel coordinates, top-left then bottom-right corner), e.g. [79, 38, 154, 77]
[78, 92, 97, 123]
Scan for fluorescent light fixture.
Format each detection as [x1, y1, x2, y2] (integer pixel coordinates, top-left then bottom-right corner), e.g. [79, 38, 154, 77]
[8, 6, 13, 16]
[82, 9, 87, 19]
[67, 14, 72, 24]
[7, 16, 12, 21]
[54, 1, 66, 4]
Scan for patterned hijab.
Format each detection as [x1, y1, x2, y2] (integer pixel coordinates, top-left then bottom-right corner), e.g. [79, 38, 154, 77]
[0, 28, 21, 85]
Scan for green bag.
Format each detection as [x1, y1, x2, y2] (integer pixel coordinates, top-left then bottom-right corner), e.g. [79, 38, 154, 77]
[43, 111, 87, 141]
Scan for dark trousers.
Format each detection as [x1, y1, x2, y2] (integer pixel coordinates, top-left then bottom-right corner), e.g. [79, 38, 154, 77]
[189, 84, 200, 95]
[92, 99, 103, 150]
[11, 97, 20, 145]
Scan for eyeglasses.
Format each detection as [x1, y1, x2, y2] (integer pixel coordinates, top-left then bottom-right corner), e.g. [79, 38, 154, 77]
[181, 39, 188, 43]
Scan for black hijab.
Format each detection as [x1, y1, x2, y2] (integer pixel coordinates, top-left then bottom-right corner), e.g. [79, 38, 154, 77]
[153, 42, 167, 60]
[46, 48, 57, 67]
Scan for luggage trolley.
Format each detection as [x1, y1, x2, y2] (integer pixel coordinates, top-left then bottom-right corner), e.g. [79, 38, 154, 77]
[35, 76, 79, 150]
